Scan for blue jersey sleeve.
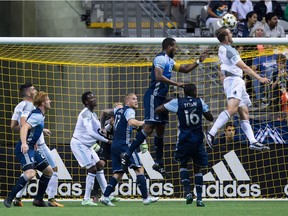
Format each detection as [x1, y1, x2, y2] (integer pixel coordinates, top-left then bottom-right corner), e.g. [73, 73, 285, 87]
[26, 113, 42, 128]
[124, 108, 136, 121]
[154, 55, 167, 69]
[200, 98, 209, 113]
[164, 98, 178, 113]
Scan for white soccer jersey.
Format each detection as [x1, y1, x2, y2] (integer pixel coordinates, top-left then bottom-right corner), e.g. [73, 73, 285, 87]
[72, 107, 108, 147]
[11, 100, 35, 125]
[218, 44, 243, 78]
[11, 100, 45, 145]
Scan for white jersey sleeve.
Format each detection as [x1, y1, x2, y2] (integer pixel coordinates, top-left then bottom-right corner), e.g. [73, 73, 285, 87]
[164, 98, 178, 113]
[11, 101, 35, 124]
[124, 108, 136, 121]
[200, 98, 209, 113]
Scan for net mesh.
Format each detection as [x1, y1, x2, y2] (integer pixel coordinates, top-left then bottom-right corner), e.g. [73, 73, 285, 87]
[0, 41, 288, 199]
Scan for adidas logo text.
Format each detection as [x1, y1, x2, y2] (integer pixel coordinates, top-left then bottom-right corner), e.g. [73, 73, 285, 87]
[198, 150, 261, 198]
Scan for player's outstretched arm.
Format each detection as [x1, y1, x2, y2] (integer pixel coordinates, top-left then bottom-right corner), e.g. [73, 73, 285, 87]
[236, 60, 270, 84]
[177, 51, 208, 73]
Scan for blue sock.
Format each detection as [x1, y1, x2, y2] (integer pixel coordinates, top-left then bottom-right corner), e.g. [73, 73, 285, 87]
[180, 168, 191, 197]
[128, 130, 147, 157]
[35, 174, 51, 200]
[9, 174, 29, 199]
[136, 174, 148, 199]
[195, 173, 203, 201]
[104, 177, 118, 197]
[154, 136, 164, 164]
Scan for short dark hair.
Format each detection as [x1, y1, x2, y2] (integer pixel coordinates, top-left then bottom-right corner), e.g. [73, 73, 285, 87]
[265, 12, 277, 23]
[215, 26, 229, 42]
[82, 91, 92, 106]
[162, 37, 176, 50]
[19, 83, 33, 97]
[184, 83, 197, 97]
[225, 122, 235, 129]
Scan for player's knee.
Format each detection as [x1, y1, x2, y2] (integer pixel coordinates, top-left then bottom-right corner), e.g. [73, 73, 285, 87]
[143, 124, 154, 135]
[24, 169, 37, 180]
[96, 161, 105, 171]
[42, 165, 53, 177]
[88, 166, 97, 174]
[52, 166, 58, 172]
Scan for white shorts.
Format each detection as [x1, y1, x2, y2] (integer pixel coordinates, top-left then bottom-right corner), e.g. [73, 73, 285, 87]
[37, 143, 56, 169]
[223, 76, 252, 107]
[70, 137, 99, 169]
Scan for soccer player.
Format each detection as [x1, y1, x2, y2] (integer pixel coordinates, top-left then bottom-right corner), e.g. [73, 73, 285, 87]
[123, 37, 208, 177]
[205, 26, 270, 151]
[70, 91, 113, 206]
[155, 84, 213, 207]
[100, 93, 159, 207]
[4, 91, 53, 208]
[91, 102, 123, 203]
[10, 83, 63, 207]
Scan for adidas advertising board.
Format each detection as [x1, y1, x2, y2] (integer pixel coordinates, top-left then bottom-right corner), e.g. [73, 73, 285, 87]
[199, 151, 261, 198]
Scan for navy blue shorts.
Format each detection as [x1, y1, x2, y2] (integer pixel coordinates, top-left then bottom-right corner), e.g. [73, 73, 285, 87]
[111, 144, 142, 173]
[174, 132, 208, 167]
[143, 89, 168, 124]
[15, 141, 48, 171]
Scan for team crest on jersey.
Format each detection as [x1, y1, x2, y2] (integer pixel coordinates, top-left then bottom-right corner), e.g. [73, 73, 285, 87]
[233, 90, 237, 95]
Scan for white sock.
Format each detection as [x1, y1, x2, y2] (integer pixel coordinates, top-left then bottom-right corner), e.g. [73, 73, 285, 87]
[209, 110, 230, 136]
[96, 170, 107, 193]
[240, 120, 257, 144]
[16, 176, 28, 199]
[47, 172, 58, 199]
[84, 173, 96, 201]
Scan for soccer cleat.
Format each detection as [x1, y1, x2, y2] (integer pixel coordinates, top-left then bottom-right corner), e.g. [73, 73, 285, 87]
[143, 196, 159, 205]
[110, 196, 121, 202]
[204, 131, 214, 149]
[152, 163, 170, 178]
[81, 199, 98, 206]
[196, 200, 205, 207]
[13, 198, 24, 207]
[48, 198, 64, 207]
[100, 196, 115, 207]
[120, 152, 129, 173]
[33, 199, 48, 207]
[186, 193, 193, 205]
[249, 142, 270, 151]
[4, 197, 13, 208]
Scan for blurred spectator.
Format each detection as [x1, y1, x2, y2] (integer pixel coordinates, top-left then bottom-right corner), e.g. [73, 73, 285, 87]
[234, 11, 258, 37]
[206, 0, 232, 28]
[231, 0, 253, 23]
[249, 23, 266, 52]
[264, 12, 285, 37]
[251, 43, 278, 108]
[271, 54, 288, 112]
[213, 122, 248, 153]
[253, 0, 283, 22]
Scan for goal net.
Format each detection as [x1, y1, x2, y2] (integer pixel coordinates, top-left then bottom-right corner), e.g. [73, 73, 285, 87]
[0, 37, 287, 199]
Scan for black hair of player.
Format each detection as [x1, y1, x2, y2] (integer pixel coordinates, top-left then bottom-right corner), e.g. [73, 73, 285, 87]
[19, 83, 33, 97]
[82, 91, 92, 106]
[162, 37, 176, 50]
[184, 83, 197, 98]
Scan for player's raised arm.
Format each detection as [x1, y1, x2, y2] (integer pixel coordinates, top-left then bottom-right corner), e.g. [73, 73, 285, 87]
[236, 60, 270, 84]
[177, 51, 208, 73]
